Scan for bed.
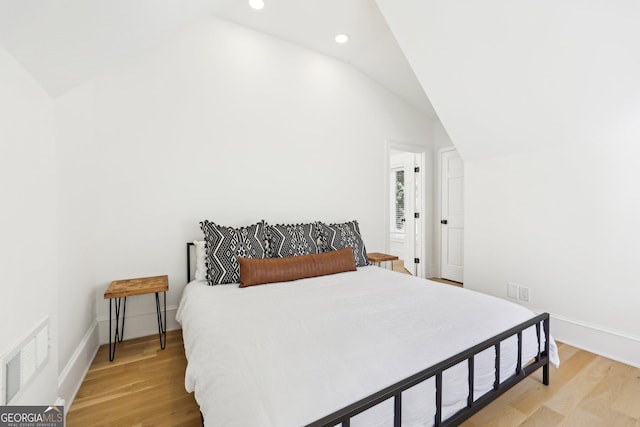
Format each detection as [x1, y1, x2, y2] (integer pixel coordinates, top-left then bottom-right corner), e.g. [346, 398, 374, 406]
[177, 247, 559, 426]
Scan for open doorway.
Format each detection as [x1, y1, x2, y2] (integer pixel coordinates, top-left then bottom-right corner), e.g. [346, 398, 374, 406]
[386, 143, 427, 277]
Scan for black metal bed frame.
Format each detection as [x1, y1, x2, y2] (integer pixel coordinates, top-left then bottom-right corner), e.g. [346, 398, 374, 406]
[185, 242, 550, 427]
[305, 313, 550, 427]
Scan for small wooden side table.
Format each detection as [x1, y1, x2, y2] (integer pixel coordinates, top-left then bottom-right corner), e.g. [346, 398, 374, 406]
[367, 252, 399, 269]
[103, 275, 168, 361]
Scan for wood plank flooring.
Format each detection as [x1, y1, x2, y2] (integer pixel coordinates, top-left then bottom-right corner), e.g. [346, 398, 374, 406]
[67, 331, 640, 426]
[389, 258, 462, 289]
[462, 342, 640, 426]
[67, 330, 200, 426]
[429, 277, 464, 288]
[392, 259, 413, 275]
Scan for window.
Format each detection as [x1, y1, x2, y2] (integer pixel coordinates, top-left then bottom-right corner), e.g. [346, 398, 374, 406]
[391, 168, 405, 233]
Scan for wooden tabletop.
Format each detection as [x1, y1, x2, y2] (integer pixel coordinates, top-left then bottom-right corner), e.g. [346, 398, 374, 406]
[367, 252, 399, 263]
[104, 275, 169, 299]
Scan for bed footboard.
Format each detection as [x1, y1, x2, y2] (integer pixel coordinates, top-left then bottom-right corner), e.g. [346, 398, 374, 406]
[306, 313, 551, 427]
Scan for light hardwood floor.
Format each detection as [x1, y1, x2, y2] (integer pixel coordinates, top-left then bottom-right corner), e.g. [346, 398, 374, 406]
[392, 259, 413, 275]
[67, 331, 640, 426]
[67, 330, 200, 426]
[389, 260, 463, 289]
[428, 277, 464, 288]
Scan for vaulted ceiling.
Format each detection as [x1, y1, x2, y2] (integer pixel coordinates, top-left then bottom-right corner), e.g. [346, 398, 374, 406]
[0, 0, 435, 116]
[375, 0, 640, 160]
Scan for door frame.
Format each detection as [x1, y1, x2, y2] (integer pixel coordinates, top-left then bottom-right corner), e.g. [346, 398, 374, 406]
[437, 147, 463, 281]
[384, 140, 430, 278]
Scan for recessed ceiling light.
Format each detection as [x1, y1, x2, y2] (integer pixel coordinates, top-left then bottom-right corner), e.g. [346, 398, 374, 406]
[249, 0, 264, 10]
[335, 34, 349, 44]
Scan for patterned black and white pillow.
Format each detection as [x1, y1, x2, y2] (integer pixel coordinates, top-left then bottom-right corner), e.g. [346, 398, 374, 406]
[317, 220, 369, 267]
[200, 220, 267, 285]
[266, 223, 321, 258]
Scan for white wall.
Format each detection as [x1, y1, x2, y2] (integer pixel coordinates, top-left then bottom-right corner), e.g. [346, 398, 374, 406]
[433, 121, 453, 151]
[79, 17, 433, 341]
[377, 0, 640, 365]
[0, 45, 59, 404]
[55, 81, 99, 402]
[466, 142, 640, 366]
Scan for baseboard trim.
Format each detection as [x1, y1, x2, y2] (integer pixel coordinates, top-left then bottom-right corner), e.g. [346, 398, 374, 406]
[97, 305, 180, 345]
[542, 311, 640, 368]
[57, 321, 99, 408]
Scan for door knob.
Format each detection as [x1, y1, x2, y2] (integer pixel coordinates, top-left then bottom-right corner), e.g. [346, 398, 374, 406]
[441, 219, 448, 225]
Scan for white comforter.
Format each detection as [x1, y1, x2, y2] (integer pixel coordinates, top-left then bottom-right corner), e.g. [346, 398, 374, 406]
[176, 266, 559, 427]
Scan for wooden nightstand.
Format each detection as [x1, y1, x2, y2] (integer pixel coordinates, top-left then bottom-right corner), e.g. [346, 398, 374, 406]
[103, 275, 168, 361]
[367, 252, 399, 269]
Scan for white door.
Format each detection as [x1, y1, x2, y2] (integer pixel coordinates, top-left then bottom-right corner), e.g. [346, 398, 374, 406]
[440, 149, 464, 282]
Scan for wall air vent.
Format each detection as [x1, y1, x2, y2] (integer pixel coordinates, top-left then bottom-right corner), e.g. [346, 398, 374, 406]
[0, 318, 49, 405]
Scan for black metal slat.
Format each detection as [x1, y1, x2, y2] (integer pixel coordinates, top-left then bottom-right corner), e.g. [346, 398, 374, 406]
[435, 373, 443, 426]
[341, 420, 349, 427]
[535, 322, 541, 362]
[394, 393, 402, 427]
[494, 343, 501, 390]
[467, 356, 475, 408]
[516, 331, 523, 375]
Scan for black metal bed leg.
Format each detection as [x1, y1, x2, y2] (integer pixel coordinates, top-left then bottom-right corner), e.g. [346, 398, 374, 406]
[543, 317, 550, 386]
[155, 291, 167, 350]
[543, 363, 550, 386]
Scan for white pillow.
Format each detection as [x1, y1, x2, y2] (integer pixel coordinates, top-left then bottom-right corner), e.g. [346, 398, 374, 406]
[193, 240, 207, 281]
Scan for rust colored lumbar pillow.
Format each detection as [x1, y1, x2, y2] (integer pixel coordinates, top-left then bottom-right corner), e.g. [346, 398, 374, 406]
[238, 247, 357, 287]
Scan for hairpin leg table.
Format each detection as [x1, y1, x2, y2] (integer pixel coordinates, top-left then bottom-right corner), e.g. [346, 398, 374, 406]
[103, 275, 169, 362]
[367, 252, 399, 270]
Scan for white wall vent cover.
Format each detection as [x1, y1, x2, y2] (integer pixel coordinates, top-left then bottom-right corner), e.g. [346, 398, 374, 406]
[0, 318, 49, 405]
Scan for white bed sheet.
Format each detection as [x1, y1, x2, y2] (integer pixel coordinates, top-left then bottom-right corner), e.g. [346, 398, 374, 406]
[176, 266, 559, 427]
